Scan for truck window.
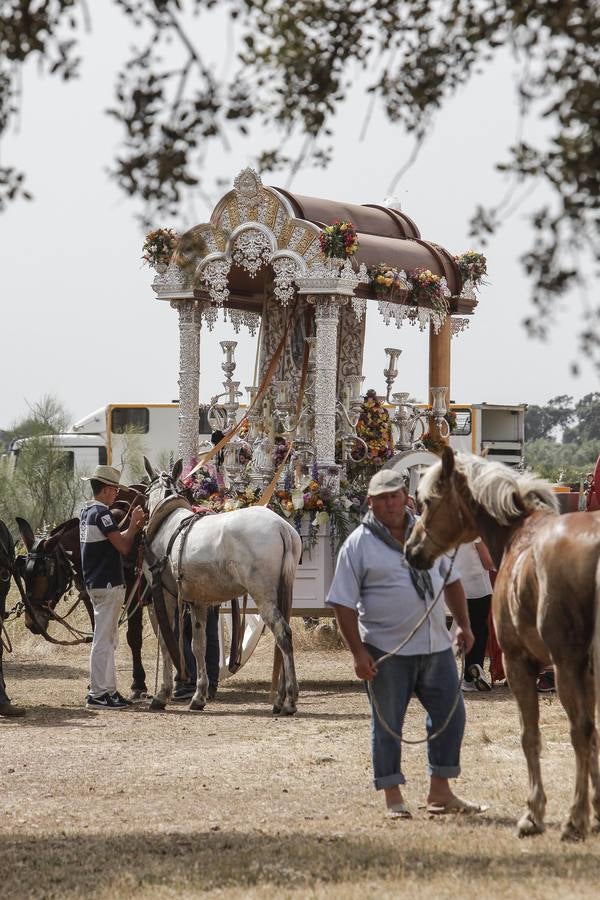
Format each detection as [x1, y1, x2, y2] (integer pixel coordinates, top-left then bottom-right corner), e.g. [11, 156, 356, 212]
[98, 446, 108, 465]
[452, 409, 472, 436]
[111, 407, 150, 434]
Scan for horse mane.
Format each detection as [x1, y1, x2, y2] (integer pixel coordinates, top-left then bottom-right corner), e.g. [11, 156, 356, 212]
[49, 517, 79, 537]
[419, 453, 559, 526]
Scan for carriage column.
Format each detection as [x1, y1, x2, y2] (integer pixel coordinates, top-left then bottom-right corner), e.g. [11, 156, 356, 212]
[428, 316, 452, 444]
[308, 295, 347, 485]
[170, 299, 203, 467]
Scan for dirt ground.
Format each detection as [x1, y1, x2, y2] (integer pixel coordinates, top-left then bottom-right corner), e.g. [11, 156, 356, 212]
[1, 602, 600, 900]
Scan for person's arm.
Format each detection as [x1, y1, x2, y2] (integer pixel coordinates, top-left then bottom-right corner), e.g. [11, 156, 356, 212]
[475, 539, 495, 571]
[444, 579, 474, 654]
[331, 604, 378, 681]
[106, 505, 146, 556]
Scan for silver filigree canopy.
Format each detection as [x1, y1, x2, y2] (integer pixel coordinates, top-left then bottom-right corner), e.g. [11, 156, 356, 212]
[199, 258, 231, 307]
[232, 228, 272, 278]
[271, 256, 301, 307]
[233, 167, 264, 217]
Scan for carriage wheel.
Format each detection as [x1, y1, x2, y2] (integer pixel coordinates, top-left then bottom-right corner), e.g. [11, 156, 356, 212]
[218, 613, 264, 680]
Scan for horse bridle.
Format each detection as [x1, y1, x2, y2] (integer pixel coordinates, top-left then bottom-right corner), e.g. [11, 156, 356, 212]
[12, 538, 93, 645]
[24, 540, 74, 612]
[418, 483, 472, 555]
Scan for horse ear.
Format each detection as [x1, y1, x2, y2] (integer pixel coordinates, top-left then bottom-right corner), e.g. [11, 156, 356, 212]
[441, 445, 455, 480]
[15, 517, 35, 551]
[144, 456, 157, 480]
[171, 458, 183, 483]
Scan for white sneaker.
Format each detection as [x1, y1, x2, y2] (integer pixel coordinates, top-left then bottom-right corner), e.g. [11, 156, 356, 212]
[461, 679, 477, 692]
[468, 664, 492, 692]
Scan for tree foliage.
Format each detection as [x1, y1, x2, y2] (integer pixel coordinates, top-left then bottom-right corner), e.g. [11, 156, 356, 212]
[563, 393, 600, 444]
[0, 396, 79, 532]
[524, 438, 599, 485]
[524, 393, 600, 482]
[1, 1, 599, 362]
[524, 395, 574, 442]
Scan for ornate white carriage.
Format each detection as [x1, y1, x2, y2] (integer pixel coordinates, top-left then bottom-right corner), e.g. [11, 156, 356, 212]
[150, 168, 479, 671]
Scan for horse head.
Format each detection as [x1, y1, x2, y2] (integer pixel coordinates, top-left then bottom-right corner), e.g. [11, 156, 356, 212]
[144, 456, 183, 517]
[405, 447, 480, 570]
[406, 447, 559, 570]
[16, 517, 77, 634]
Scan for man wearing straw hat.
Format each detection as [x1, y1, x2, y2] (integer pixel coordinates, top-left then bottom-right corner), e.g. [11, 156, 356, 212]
[80, 465, 146, 710]
[327, 468, 485, 820]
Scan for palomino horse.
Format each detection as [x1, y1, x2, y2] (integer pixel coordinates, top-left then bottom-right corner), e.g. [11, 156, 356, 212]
[143, 457, 302, 714]
[16, 510, 149, 698]
[405, 447, 600, 841]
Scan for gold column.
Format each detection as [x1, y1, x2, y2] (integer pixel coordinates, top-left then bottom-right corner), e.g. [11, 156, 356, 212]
[428, 317, 452, 444]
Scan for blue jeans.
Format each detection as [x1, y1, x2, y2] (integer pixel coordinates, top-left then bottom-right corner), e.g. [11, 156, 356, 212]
[174, 605, 220, 689]
[365, 645, 465, 790]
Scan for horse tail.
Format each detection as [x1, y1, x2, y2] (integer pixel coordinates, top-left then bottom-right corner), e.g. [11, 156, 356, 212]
[594, 554, 600, 730]
[271, 524, 299, 696]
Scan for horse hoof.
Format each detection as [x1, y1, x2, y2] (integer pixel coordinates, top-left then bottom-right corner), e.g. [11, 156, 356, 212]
[591, 816, 600, 834]
[561, 820, 586, 843]
[149, 698, 166, 712]
[517, 812, 544, 838]
[272, 703, 282, 715]
[129, 689, 147, 702]
[281, 704, 297, 716]
[188, 699, 205, 711]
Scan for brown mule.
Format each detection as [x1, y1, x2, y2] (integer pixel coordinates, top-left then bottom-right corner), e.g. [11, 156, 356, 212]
[405, 446, 600, 842]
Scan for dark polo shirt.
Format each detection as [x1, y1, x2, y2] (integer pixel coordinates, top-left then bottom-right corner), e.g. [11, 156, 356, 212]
[80, 501, 124, 589]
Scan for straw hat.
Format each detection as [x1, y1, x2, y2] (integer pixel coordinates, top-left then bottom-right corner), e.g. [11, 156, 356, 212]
[82, 465, 127, 489]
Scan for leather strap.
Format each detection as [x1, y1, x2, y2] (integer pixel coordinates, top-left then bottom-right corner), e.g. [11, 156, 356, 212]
[143, 536, 186, 679]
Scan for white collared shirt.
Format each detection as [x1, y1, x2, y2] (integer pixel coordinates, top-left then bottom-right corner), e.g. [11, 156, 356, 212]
[326, 524, 461, 655]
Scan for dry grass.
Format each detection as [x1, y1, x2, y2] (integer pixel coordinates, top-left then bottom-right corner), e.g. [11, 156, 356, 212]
[1, 584, 599, 899]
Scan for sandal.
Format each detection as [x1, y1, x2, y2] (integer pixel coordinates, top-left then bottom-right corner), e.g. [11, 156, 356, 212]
[426, 797, 488, 815]
[386, 802, 413, 820]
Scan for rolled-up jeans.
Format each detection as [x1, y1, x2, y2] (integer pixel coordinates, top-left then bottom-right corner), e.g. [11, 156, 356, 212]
[88, 585, 125, 698]
[365, 644, 465, 790]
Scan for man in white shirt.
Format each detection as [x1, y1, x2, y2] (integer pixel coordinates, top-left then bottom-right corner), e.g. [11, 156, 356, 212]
[327, 469, 484, 820]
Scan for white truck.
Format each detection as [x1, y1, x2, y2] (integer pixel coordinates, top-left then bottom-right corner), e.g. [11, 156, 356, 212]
[7, 400, 525, 482]
[444, 403, 525, 467]
[8, 402, 214, 484]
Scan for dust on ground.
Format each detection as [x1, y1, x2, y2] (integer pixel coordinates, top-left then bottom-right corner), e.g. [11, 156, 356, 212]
[1, 604, 599, 899]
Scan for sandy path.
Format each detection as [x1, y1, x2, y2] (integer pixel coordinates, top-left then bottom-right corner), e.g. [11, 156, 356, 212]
[1, 623, 599, 899]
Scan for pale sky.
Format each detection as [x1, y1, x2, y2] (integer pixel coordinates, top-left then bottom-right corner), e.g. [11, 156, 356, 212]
[1, 4, 596, 431]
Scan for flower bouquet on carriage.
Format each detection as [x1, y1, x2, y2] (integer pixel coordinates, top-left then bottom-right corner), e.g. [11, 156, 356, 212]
[142, 227, 179, 271]
[454, 250, 487, 288]
[319, 221, 359, 259]
[345, 389, 394, 483]
[270, 471, 363, 551]
[368, 264, 409, 303]
[181, 463, 260, 516]
[405, 268, 450, 316]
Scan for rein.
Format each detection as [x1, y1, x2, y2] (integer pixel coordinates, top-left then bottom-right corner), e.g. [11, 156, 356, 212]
[142, 493, 201, 678]
[11, 566, 93, 646]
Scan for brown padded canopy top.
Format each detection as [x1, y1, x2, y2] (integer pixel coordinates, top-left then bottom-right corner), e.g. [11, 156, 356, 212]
[197, 184, 475, 314]
[275, 187, 463, 298]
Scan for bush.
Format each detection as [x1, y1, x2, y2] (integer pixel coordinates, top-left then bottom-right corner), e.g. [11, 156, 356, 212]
[0, 397, 81, 535]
